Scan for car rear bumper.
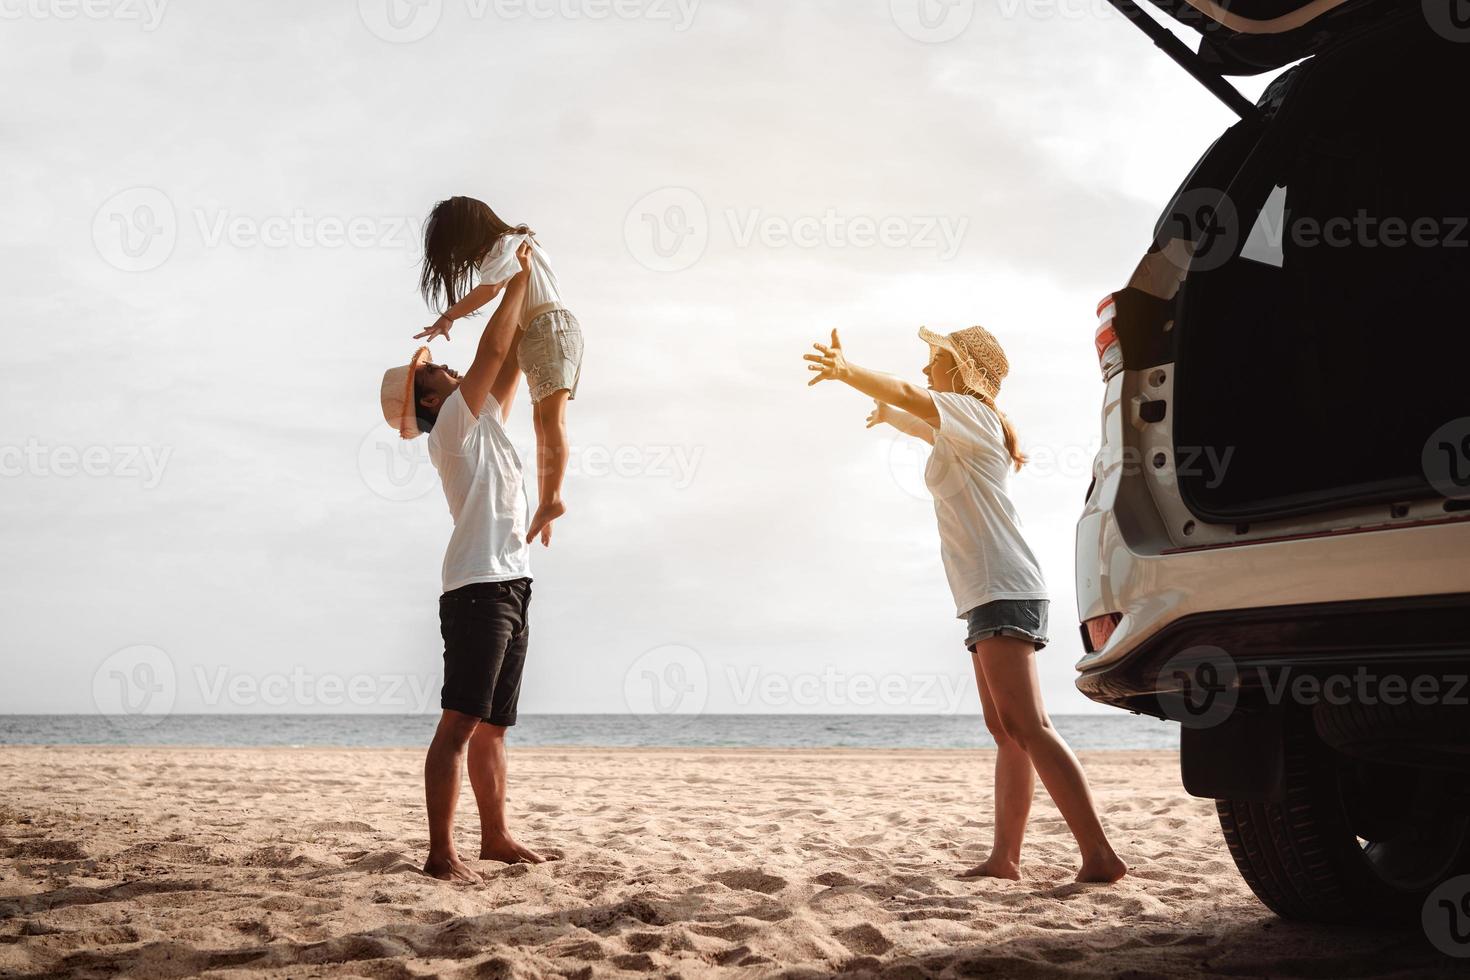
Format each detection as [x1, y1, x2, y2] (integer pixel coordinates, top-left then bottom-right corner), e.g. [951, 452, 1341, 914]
[1076, 592, 1470, 713]
[1076, 506, 1470, 670]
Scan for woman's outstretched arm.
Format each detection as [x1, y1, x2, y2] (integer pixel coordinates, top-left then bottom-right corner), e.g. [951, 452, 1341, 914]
[867, 400, 936, 445]
[805, 329, 939, 426]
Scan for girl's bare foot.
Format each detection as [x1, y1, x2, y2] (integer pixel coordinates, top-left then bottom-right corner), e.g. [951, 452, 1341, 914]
[480, 835, 545, 864]
[959, 856, 1021, 880]
[1076, 853, 1128, 883]
[423, 852, 482, 883]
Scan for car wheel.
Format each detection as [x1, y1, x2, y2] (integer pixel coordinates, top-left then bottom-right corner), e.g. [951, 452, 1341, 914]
[1216, 714, 1470, 923]
[1314, 698, 1470, 773]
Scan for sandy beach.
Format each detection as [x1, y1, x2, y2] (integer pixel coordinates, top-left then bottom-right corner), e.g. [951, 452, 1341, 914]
[0, 746, 1454, 978]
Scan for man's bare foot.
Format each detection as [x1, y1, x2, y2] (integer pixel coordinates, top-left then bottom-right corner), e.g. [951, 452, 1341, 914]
[1076, 853, 1128, 883]
[480, 835, 545, 864]
[959, 856, 1021, 880]
[525, 499, 565, 546]
[423, 852, 482, 883]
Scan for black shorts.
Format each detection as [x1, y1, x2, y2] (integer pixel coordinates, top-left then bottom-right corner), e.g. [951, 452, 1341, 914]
[439, 578, 532, 727]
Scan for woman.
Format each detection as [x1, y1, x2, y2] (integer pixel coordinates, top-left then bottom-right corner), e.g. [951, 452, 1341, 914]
[805, 326, 1126, 883]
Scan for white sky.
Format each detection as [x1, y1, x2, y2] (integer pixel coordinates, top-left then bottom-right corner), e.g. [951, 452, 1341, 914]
[1, 0, 1283, 718]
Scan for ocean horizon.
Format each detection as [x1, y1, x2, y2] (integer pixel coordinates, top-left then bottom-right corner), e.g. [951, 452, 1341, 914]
[0, 713, 1177, 750]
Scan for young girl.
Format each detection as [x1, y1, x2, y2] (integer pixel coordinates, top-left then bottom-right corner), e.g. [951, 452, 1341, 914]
[805, 325, 1127, 884]
[416, 196, 584, 545]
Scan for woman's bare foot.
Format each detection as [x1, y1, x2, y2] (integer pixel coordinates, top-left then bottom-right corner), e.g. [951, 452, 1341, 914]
[525, 499, 565, 546]
[1076, 853, 1128, 883]
[480, 834, 545, 865]
[959, 856, 1021, 880]
[423, 852, 482, 883]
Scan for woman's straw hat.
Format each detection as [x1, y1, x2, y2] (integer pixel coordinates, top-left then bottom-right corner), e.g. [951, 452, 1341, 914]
[380, 346, 434, 440]
[918, 325, 1009, 401]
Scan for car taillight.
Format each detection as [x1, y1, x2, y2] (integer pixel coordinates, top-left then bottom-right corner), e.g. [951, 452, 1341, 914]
[1095, 294, 1123, 382]
[1082, 612, 1122, 653]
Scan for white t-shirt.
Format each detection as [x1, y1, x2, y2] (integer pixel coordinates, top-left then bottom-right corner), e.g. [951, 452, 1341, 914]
[427, 389, 532, 593]
[925, 391, 1048, 617]
[476, 233, 566, 322]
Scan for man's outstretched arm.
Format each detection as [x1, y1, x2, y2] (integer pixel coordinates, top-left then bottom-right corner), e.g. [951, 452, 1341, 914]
[488, 326, 525, 423]
[459, 243, 531, 419]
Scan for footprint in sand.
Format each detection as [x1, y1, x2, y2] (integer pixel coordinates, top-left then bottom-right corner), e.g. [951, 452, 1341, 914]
[556, 938, 608, 961]
[690, 921, 758, 942]
[242, 844, 310, 868]
[899, 907, 973, 922]
[609, 952, 658, 971]
[708, 869, 788, 894]
[713, 943, 754, 965]
[10, 839, 89, 861]
[347, 850, 419, 875]
[1039, 945, 1088, 964]
[307, 820, 375, 833]
[623, 930, 665, 952]
[118, 841, 213, 865]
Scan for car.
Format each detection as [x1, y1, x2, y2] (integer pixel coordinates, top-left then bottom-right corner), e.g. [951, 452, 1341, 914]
[1074, 0, 1470, 923]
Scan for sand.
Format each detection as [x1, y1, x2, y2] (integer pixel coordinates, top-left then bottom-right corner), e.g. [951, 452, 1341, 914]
[0, 746, 1455, 978]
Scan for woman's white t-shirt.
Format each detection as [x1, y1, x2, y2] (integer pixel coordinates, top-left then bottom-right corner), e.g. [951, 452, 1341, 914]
[925, 391, 1048, 617]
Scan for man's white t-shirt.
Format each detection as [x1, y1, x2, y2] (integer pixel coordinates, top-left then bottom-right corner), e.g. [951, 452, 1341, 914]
[427, 388, 532, 594]
[925, 391, 1048, 617]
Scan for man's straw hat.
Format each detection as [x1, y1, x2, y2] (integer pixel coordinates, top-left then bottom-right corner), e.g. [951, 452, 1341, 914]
[380, 346, 434, 440]
[918, 325, 1009, 401]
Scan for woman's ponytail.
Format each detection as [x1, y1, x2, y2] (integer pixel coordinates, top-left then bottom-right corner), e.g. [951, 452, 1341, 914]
[976, 392, 1026, 472]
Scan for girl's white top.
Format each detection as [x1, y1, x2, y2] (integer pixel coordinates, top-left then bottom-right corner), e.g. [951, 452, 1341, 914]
[476, 232, 566, 322]
[924, 391, 1048, 617]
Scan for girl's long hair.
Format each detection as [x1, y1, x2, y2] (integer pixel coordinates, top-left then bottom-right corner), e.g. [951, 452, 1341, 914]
[419, 196, 530, 313]
[973, 390, 1026, 472]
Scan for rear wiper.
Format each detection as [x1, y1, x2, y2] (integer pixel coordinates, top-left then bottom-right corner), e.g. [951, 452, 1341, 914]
[1103, 0, 1263, 123]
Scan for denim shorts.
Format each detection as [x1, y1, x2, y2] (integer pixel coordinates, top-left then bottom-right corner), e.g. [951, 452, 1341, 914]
[519, 309, 584, 404]
[963, 599, 1050, 652]
[439, 578, 532, 727]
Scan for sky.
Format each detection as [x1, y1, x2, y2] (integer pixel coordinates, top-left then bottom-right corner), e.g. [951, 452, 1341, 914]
[1, 0, 1286, 721]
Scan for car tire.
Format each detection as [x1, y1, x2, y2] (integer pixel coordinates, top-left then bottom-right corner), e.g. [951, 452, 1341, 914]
[1216, 713, 1470, 923]
[1314, 697, 1470, 772]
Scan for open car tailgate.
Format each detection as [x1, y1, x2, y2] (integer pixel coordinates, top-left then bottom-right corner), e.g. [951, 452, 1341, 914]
[1145, 0, 1426, 74]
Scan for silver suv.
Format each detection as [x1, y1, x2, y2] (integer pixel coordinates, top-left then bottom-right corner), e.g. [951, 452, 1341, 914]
[1074, 1, 1470, 923]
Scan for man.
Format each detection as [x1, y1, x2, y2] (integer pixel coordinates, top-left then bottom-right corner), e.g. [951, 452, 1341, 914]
[379, 241, 544, 883]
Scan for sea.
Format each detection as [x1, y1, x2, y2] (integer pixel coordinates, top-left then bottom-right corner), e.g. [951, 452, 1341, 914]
[0, 714, 1177, 750]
